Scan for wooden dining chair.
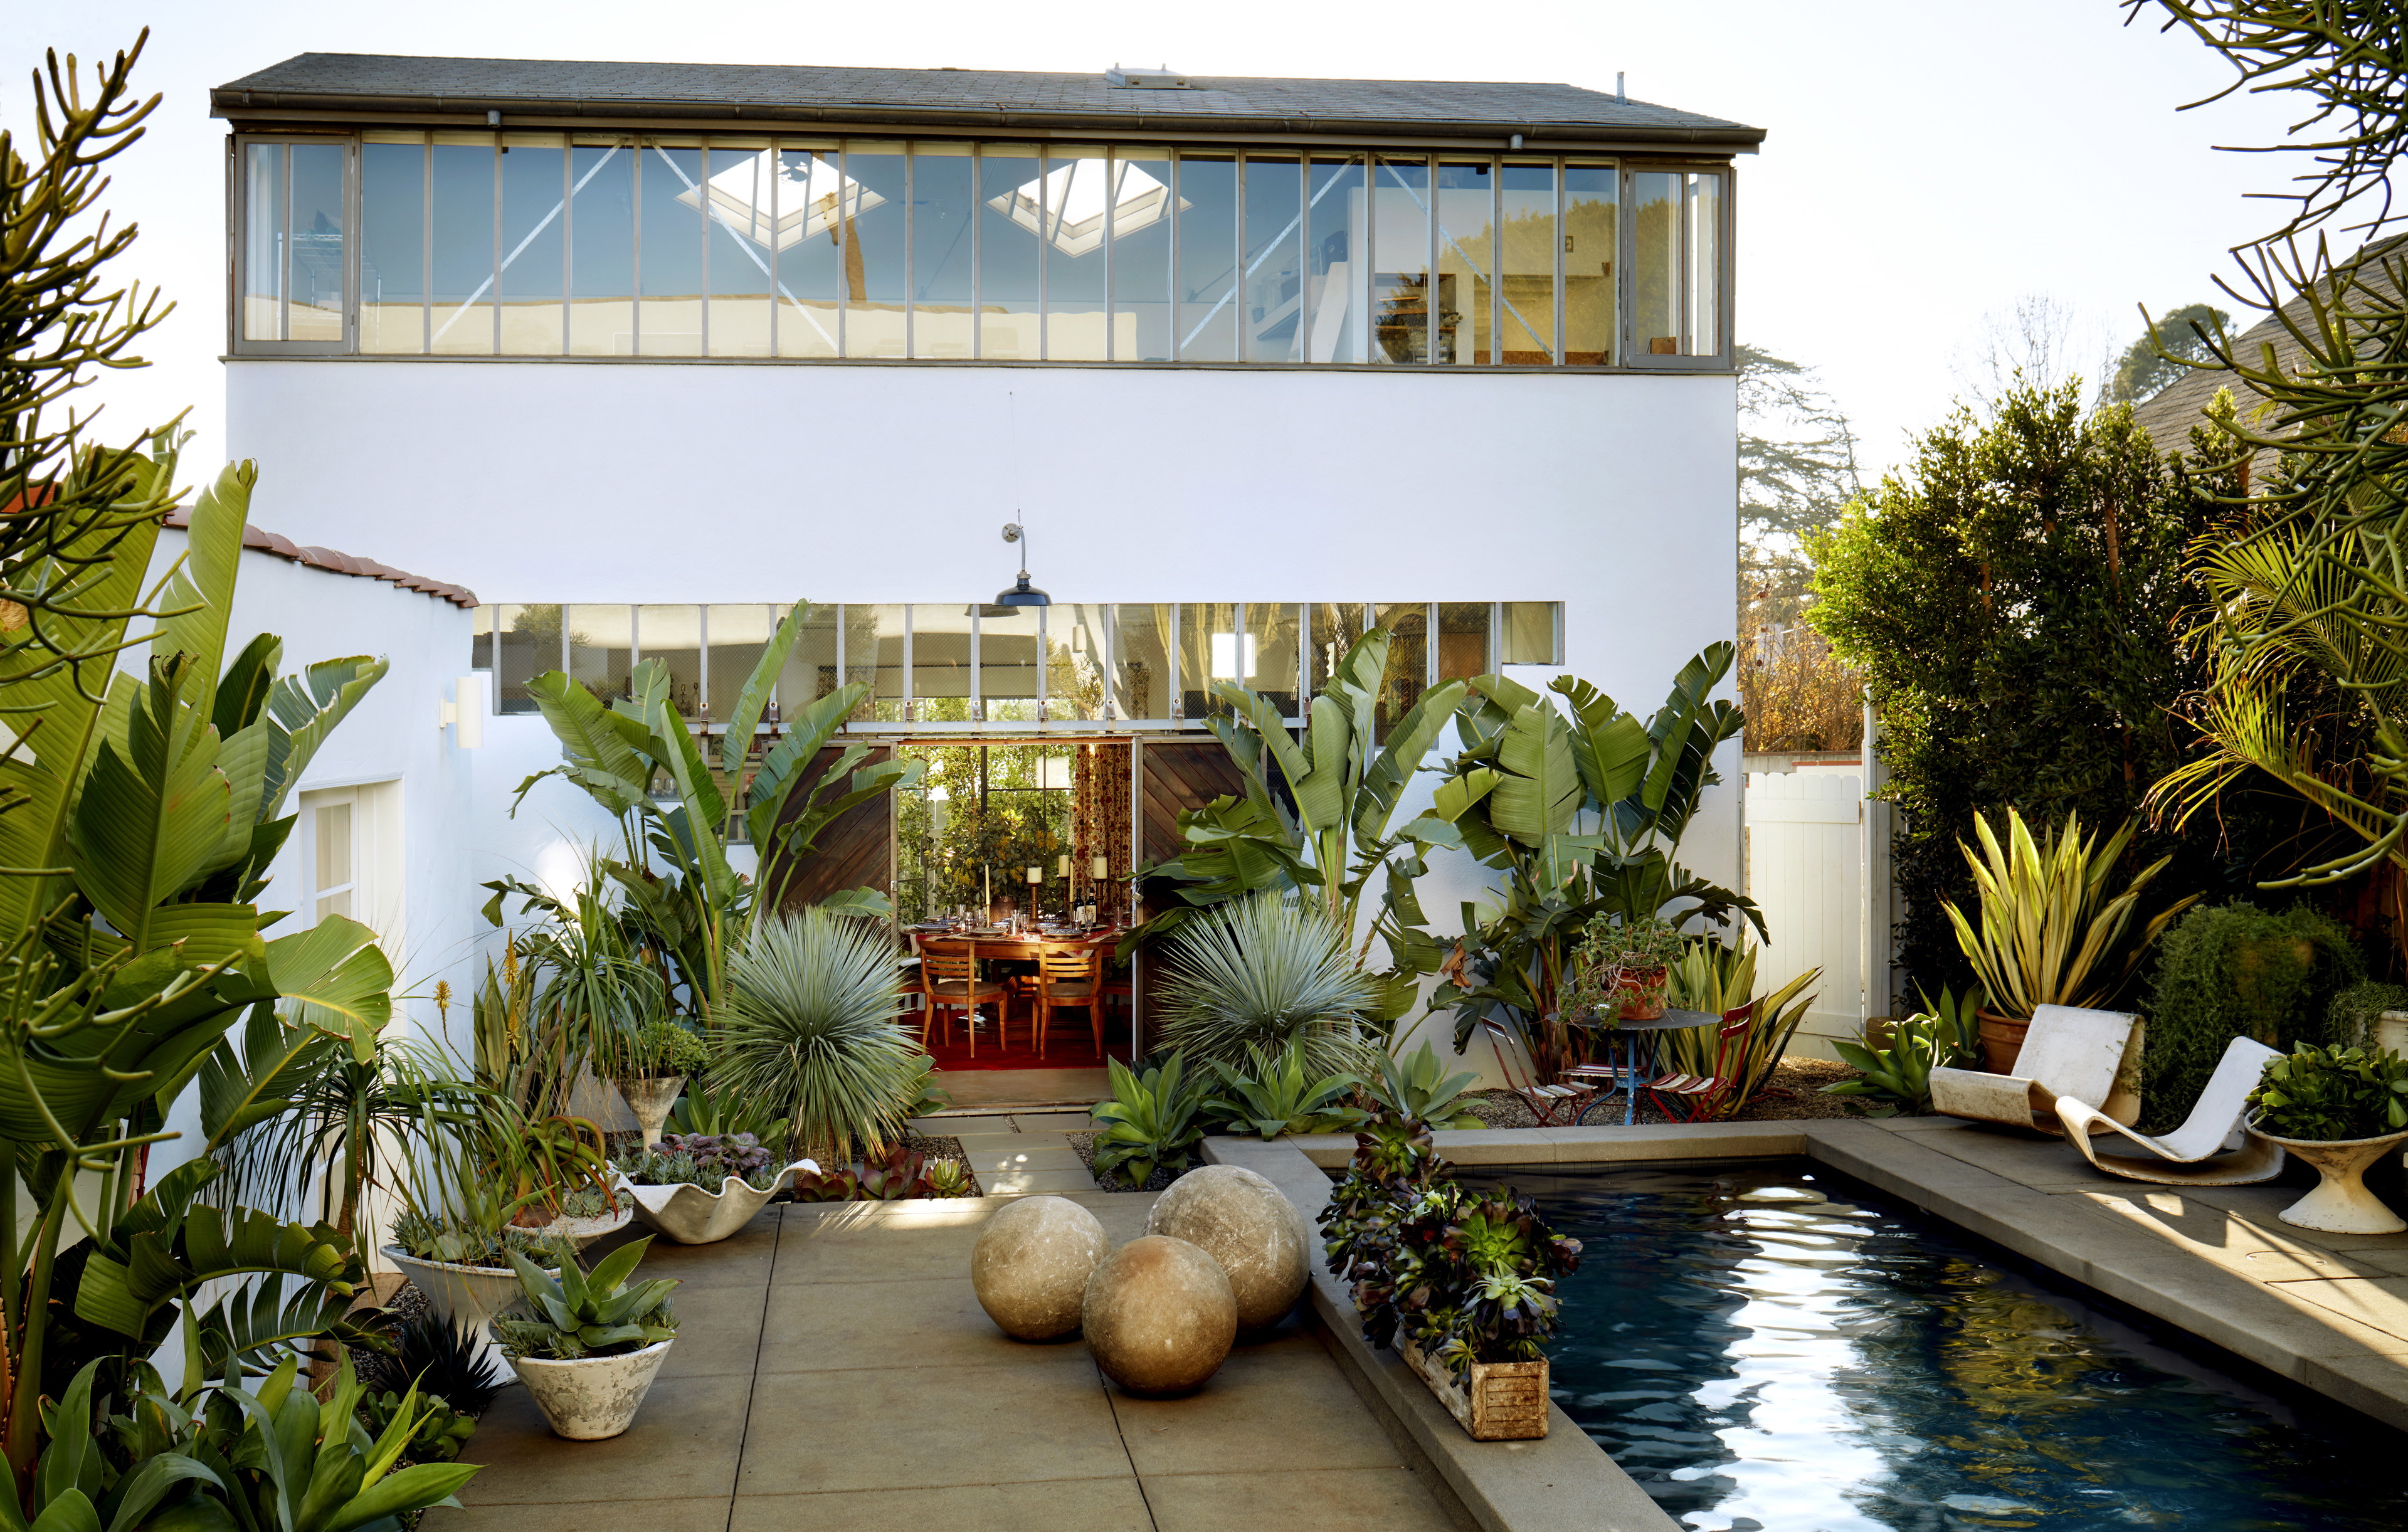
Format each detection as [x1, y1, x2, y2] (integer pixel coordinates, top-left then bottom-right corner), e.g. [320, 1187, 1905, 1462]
[1028, 941, 1104, 1059]
[915, 935, 1008, 1057]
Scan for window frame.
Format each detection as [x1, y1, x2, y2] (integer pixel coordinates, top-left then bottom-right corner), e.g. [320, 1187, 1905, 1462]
[230, 132, 357, 356]
[1618, 159, 1735, 372]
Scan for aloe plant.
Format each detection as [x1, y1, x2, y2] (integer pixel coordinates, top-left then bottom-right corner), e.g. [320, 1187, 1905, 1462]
[495, 1237, 679, 1361]
[1944, 808, 2196, 1018]
[1364, 1040, 1485, 1133]
[1090, 1055, 1210, 1188]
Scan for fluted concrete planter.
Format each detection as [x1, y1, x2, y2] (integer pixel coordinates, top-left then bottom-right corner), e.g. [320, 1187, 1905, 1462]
[2247, 1116, 2408, 1234]
[612, 1160, 817, 1245]
[384, 1246, 540, 1371]
[512, 1339, 674, 1440]
[618, 1075, 684, 1150]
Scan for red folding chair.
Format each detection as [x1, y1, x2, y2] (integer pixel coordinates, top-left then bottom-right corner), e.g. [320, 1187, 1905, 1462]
[1645, 1003, 1757, 1123]
[1482, 1016, 1602, 1128]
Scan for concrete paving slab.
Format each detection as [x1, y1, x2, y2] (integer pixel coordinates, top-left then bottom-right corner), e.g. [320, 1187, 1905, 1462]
[756, 1277, 1080, 1373]
[2069, 1188, 2386, 1274]
[457, 1375, 748, 1504]
[739, 1356, 1132, 1495]
[2299, 1349, 2408, 1434]
[985, 1168, 1108, 1195]
[1142, 1467, 1463, 1532]
[774, 1207, 990, 1284]
[430, 1497, 732, 1532]
[603, 1216, 781, 1290]
[2259, 1275, 2408, 1346]
[1013, 1111, 1094, 1130]
[922, 1112, 1016, 1134]
[2081, 1255, 2408, 1370]
[959, 1144, 1089, 1175]
[1109, 1333, 1405, 1475]
[729, 1479, 1152, 1532]
[651, 1283, 767, 1380]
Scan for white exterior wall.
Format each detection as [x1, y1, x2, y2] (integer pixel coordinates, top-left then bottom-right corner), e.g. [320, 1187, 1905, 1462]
[224, 358, 1740, 1082]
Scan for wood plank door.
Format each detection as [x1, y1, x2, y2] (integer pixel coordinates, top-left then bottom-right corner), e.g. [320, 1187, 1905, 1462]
[761, 746, 894, 911]
[1133, 738, 1249, 1051]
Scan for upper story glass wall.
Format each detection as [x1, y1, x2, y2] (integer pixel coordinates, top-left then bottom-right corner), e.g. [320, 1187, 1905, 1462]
[240, 129, 1732, 369]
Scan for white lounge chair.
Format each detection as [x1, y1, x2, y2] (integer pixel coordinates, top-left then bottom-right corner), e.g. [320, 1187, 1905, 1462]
[1928, 1003, 2143, 1136]
[2052, 1036, 2286, 1186]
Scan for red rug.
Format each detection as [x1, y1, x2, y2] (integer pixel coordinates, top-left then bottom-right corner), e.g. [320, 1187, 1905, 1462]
[921, 1018, 1131, 1073]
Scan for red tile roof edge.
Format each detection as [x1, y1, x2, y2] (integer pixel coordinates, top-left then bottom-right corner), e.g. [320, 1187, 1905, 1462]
[161, 512, 478, 608]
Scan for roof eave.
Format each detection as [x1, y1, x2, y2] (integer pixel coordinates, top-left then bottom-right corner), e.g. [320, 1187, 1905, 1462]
[208, 88, 1767, 152]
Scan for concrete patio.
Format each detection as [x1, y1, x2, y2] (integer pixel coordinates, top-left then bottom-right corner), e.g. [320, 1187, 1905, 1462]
[427, 1186, 1460, 1532]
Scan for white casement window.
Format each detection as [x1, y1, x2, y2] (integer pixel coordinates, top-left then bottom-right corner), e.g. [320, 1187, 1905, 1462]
[295, 781, 403, 941]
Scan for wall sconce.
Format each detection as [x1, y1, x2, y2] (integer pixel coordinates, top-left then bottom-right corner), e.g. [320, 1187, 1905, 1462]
[437, 676, 483, 748]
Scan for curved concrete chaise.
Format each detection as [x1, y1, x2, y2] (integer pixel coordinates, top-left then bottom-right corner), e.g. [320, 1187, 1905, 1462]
[2054, 1035, 2287, 1186]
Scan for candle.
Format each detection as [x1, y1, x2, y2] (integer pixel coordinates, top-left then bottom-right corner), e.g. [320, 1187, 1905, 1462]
[983, 868, 990, 910]
[1027, 866, 1043, 885]
[1091, 856, 1109, 880]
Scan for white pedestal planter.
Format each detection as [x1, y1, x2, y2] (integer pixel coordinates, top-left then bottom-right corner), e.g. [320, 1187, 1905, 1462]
[619, 1076, 685, 1150]
[2247, 1119, 2408, 1234]
[512, 1339, 674, 1440]
[384, 1247, 536, 1373]
[614, 1161, 818, 1245]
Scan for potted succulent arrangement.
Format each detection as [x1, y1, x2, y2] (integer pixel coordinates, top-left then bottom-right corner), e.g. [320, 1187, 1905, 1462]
[613, 1131, 820, 1244]
[1322, 1062, 1580, 1441]
[618, 1019, 712, 1149]
[386, 1112, 588, 1370]
[1566, 916, 1688, 1023]
[495, 1237, 681, 1440]
[2245, 1043, 2408, 1234]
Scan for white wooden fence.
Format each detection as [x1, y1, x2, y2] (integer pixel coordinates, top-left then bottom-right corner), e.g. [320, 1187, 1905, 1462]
[1744, 769, 1867, 1060]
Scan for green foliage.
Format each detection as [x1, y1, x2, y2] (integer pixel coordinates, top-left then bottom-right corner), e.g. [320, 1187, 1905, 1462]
[494, 1237, 679, 1361]
[1362, 1039, 1485, 1133]
[1821, 986, 1984, 1117]
[355, 1391, 475, 1466]
[894, 742, 1074, 922]
[1646, 941, 1820, 1117]
[921, 1158, 976, 1197]
[1945, 808, 2197, 1017]
[626, 1020, 709, 1080]
[1319, 1112, 1452, 1342]
[1428, 649, 1760, 1079]
[1387, 1186, 1585, 1378]
[714, 907, 916, 1167]
[1089, 1055, 1209, 1189]
[786, 1144, 944, 1202]
[2330, 981, 2408, 1050]
[2104, 302, 2231, 404]
[1204, 1038, 1366, 1141]
[2247, 1044, 2408, 1141]
[1154, 894, 1380, 1077]
[1807, 381, 2231, 1002]
[2141, 902, 2365, 1132]
[662, 1079, 789, 1148]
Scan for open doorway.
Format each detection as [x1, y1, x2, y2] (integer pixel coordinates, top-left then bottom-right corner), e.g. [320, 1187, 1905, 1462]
[895, 740, 1136, 1075]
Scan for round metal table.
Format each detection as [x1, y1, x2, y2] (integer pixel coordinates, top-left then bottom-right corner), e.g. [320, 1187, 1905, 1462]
[1574, 1008, 1722, 1126]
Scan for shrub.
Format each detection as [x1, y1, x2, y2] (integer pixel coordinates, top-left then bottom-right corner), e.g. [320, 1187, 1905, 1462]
[2247, 1044, 2408, 1141]
[2142, 902, 2365, 1131]
[626, 1018, 710, 1079]
[717, 907, 917, 1166]
[1154, 893, 1380, 1077]
[2329, 981, 2408, 1050]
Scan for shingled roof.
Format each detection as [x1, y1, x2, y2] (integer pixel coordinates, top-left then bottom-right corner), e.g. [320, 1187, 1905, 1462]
[212, 55, 1763, 150]
[162, 510, 478, 608]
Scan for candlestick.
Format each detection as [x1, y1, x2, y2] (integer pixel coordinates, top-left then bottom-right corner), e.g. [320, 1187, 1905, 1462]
[983, 867, 990, 912]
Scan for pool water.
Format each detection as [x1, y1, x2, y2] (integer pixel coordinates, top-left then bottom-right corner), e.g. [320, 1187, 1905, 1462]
[1485, 1161, 2408, 1532]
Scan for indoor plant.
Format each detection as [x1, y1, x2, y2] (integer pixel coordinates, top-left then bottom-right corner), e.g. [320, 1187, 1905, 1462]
[1567, 916, 1688, 1022]
[611, 1131, 819, 1244]
[495, 1237, 680, 1440]
[618, 1018, 710, 1149]
[1945, 808, 2197, 1072]
[2246, 1043, 2408, 1234]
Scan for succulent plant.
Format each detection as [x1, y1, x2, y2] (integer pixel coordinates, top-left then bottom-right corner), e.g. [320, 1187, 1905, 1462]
[359, 1387, 479, 1462]
[921, 1158, 976, 1197]
[494, 1236, 680, 1361]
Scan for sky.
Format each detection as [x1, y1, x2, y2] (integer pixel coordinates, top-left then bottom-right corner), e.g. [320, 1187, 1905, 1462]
[10, 0, 2307, 486]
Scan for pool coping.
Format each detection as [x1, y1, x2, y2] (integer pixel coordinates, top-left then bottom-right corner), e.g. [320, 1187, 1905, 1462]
[1212, 1113, 2408, 1532]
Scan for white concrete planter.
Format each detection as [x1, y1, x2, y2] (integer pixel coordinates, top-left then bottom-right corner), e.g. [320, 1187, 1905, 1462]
[384, 1245, 546, 1373]
[511, 1339, 674, 1440]
[2247, 1117, 2408, 1234]
[613, 1160, 818, 1245]
[522, 1200, 635, 1250]
[618, 1075, 685, 1149]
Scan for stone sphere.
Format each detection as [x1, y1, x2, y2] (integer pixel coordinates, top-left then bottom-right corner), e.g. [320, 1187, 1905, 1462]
[1081, 1235, 1237, 1395]
[1146, 1165, 1310, 1329]
[971, 1196, 1111, 1341]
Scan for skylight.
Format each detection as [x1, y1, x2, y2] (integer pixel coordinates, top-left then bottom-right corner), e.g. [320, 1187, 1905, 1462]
[677, 151, 888, 251]
[984, 160, 1176, 258]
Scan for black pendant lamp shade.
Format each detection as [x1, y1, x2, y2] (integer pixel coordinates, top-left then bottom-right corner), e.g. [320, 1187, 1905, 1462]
[996, 520, 1051, 606]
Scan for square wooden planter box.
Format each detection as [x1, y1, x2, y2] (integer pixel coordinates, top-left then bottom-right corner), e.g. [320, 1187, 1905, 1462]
[1398, 1336, 1550, 1440]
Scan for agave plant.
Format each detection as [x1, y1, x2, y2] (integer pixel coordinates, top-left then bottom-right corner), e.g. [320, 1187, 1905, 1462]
[1154, 893, 1381, 1078]
[1364, 1039, 1486, 1132]
[1207, 1038, 1366, 1140]
[1090, 1055, 1210, 1189]
[716, 908, 916, 1167]
[1943, 808, 2197, 1018]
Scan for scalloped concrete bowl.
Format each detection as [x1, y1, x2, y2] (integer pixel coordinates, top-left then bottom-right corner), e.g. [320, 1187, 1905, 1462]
[2246, 1117, 2408, 1234]
[512, 1338, 674, 1440]
[614, 1161, 817, 1245]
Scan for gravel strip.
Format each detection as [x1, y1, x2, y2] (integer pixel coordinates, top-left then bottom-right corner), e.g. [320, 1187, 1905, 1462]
[1064, 1128, 1176, 1192]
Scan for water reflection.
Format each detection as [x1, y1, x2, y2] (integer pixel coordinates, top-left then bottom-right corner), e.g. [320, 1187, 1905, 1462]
[1487, 1163, 2408, 1532]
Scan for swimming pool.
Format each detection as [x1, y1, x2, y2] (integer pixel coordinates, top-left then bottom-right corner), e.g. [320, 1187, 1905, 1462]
[1477, 1160, 2408, 1532]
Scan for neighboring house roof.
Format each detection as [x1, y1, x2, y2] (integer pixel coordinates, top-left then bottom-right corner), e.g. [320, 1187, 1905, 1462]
[211, 55, 1764, 150]
[162, 510, 478, 608]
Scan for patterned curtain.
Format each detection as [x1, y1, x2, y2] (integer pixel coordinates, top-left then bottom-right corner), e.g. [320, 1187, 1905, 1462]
[1072, 741, 1134, 920]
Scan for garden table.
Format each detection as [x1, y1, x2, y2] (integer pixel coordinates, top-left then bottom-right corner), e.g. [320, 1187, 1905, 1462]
[1573, 1009, 1720, 1126]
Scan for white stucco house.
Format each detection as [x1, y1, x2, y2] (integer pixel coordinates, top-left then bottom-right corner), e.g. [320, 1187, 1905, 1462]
[204, 54, 1761, 1075]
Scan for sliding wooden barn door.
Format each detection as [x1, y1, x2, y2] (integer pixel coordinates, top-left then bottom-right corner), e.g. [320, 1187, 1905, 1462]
[761, 746, 895, 911]
[1133, 737, 1248, 1053]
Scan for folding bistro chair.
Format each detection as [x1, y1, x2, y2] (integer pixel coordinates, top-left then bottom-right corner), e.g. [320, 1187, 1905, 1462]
[915, 935, 1009, 1057]
[1644, 1004, 1757, 1124]
[1482, 1016, 1602, 1127]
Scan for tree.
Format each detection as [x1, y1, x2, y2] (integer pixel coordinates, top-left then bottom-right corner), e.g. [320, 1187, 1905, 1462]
[1736, 345, 1864, 750]
[1807, 381, 2227, 1002]
[1738, 344, 1862, 552]
[2104, 302, 2232, 403]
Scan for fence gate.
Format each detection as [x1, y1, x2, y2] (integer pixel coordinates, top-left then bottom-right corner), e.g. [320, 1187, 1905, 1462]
[1743, 769, 1864, 1061]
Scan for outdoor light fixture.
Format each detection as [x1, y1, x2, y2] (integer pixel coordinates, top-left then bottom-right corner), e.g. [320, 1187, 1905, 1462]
[995, 521, 1051, 607]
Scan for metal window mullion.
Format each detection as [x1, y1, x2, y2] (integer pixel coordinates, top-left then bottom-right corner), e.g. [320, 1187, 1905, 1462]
[903, 147, 914, 359]
[1036, 605, 1048, 721]
[632, 141, 643, 353]
[1169, 149, 1181, 362]
[1555, 159, 1566, 363]
[971, 144, 982, 360]
[278, 144, 292, 342]
[1235, 153, 1246, 364]
[489, 137, 502, 354]
[1104, 151, 1116, 361]
[345, 139, 359, 351]
[971, 605, 983, 721]
[1103, 603, 1116, 722]
[836, 141, 848, 358]
[769, 139, 781, 357]
[1427, 153, 1439, 365]
[560, 139, 573, 354]
[699, 142, 711, 357]
[1296, 158, 1311, 366]
[420, 137, 433, 352]
[1489, 157, 1502, 366]
[1168, 603, 1182, 723]
[1363, 154, 1375, 366]
[900, 604, 914, 721]
[1037, 150, 1049, 361]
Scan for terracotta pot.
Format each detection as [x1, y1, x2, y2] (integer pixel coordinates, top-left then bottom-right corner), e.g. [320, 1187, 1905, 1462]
[1615, 967, 1669, 1022]
[1975, 1008, 2029, 1074]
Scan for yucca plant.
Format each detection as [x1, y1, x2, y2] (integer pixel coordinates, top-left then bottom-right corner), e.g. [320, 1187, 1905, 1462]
[1658, 941, 1820, 1117]
[1154, 893, 1380, 1077]
[716, 908, 916, 1167]
[1944, 808, 2197, 1018]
